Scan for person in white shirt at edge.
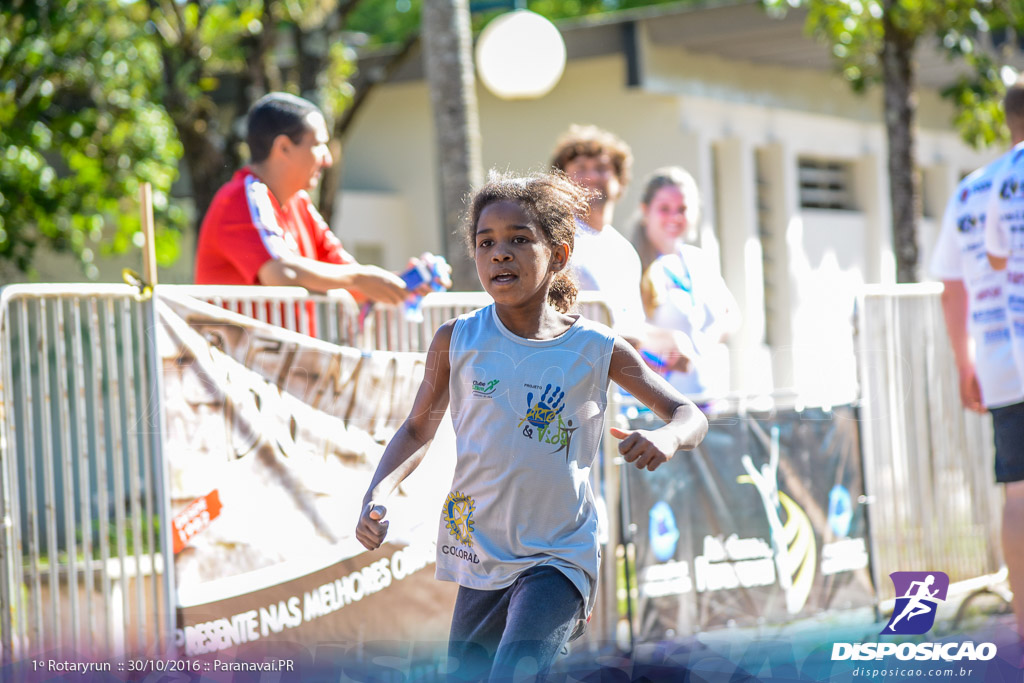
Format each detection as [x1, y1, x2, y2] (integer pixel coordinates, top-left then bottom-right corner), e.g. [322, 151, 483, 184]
[631, 166, 741, 407]
[549, 125, 697, 373]
[964, 76, 1024, 641]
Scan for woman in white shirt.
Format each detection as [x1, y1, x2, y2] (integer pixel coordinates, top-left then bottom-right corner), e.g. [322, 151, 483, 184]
[631, 166, 741, 402]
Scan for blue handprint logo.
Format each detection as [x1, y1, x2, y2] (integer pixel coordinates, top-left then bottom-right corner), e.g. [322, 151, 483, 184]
[520, 384, 565, 432]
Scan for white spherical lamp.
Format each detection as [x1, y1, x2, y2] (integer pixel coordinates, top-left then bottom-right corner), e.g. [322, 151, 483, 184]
[475, 10, 566, 100]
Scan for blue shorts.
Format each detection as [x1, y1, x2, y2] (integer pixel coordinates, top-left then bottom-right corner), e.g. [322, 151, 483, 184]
[447, 565, 584, 681]
[991, 401, 1024, 483]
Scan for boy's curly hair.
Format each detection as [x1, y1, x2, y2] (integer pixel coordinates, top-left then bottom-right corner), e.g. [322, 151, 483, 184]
[464, 171, 591, 313]
[549, 124, 633, 189]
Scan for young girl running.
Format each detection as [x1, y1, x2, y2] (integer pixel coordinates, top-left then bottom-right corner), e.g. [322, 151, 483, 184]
[355, 171, 708, 680]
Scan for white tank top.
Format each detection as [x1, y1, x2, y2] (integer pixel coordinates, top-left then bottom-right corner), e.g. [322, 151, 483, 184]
[436, 305, 616, 617]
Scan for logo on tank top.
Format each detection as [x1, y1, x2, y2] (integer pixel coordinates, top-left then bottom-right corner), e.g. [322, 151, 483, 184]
[443, 491, 476, 546]
[517, 383, 580, 460]
[1000, 176, 1024, 200]
[957, 215, 979, 233]
[471, 378, 500, 397]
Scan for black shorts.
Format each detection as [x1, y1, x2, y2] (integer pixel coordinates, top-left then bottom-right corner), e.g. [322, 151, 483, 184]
[991, 400, 1024, 483]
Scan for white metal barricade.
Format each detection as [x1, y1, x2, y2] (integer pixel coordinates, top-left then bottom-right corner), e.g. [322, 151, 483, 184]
[159, 286, 616, 352]
[856, 284, 1004, 600]
[0, 284, 175, 663]
[160, 284, 361, 345]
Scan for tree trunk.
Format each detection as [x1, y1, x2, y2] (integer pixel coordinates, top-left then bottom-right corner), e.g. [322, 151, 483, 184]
[421, 0, 483, 290]
[153, 6, 246, 241]
[177, 117, 233, 237]
[881, 1, 919, 283]
[295, 25, 329, 96]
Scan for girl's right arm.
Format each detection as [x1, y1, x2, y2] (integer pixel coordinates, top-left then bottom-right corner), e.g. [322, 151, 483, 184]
[355, 320, 454, 550]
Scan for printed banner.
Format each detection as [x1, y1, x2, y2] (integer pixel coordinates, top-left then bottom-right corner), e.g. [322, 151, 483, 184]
[156, 294, 459, 655]
[623, 406, 875, 641]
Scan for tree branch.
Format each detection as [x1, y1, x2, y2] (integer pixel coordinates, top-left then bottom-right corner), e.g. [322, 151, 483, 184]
[317, 32, 420, 224]
[337, 33, 420, 140]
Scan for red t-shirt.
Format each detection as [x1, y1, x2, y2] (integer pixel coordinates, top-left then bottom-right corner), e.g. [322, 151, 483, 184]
[194, 169, 357, 336]
[195, 168, 354, 285]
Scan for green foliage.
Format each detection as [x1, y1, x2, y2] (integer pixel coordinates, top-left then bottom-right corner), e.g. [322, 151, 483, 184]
[945, 59, 1008, 149]
[2, 0, 702, 279]
[1, 0, 362, 279]
[345, 0, 699, 48]
[763, 0, 1024, 149]
[530, 0, 687, 20]
[0, 0, 185, 278]
[325, 41, 360, 122]
[138, 0, 361, 215]
[347, 0, 423, 46]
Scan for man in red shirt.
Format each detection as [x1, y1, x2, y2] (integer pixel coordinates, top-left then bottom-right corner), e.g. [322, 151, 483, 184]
[195, 92, 410, 304]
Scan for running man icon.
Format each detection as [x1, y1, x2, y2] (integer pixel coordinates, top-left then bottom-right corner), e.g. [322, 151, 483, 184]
[883, 571, 950, 635]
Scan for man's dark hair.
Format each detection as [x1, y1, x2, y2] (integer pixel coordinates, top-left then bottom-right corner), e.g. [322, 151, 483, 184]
[246, 92, 322, 163]
[1005, 76, 1024, 137]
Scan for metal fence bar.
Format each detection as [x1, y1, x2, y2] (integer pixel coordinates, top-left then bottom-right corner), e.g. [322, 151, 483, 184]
[119, 300, 145, 653]
[284, 298, 297, 333]
[89, 299, 113, 655]
[54, 300, 80, 652]
[134, 298, 161, 651]
[0, 292, 17, 662]
[299, 300, 310, 337]
[325, 300, 339, 346]
[270, 299, 283, 329]
[38, 299, 63, 650]
[104, 299, 129, 658]
[71, 298, 97, 648]
[18, 301, 43, 652]
[4, 299, 25, 663]
[143, 292, 176, 657]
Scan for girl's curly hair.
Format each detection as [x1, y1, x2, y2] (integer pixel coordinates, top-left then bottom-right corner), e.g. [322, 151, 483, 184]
[464, 171, 592, 313]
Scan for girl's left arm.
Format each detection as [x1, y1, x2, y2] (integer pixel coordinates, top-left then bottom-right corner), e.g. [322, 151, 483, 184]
[607, 336, 709, 471]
